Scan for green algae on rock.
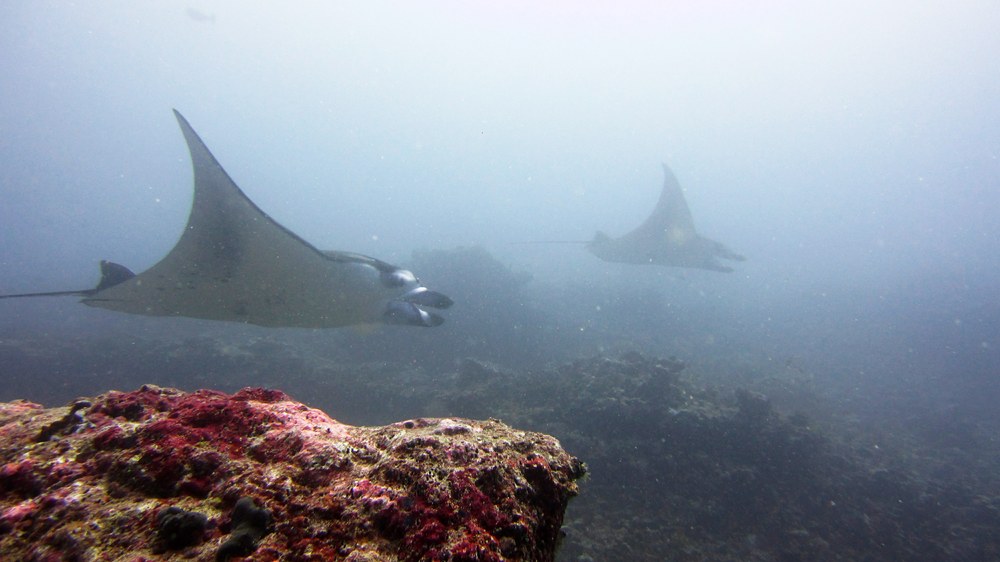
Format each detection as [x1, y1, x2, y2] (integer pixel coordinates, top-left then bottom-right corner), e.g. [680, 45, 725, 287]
[0, 385, 584, 561]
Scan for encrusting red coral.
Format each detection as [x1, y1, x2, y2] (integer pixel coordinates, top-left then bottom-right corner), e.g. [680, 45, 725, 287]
[0, 385, 584, 561]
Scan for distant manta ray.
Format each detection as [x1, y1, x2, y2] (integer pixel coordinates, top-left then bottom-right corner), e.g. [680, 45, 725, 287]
[586, 164, 745, 272]
[0, 110, 453, 327]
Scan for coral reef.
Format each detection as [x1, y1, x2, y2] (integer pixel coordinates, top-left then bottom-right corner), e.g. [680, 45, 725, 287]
[454, 354, 1000, 562]
[0, 386, 584, 561]
[4, 317, 1000, 561]
[279, 351, 1000, 561]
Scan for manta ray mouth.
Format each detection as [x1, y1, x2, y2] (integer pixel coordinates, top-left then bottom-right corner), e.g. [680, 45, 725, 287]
[400, 286, 454, 309]
[383, 300, 446, 327]
[381, 286, 452, 327]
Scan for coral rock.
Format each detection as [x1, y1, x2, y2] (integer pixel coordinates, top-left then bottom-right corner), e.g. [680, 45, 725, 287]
[0, 385, 584, 561]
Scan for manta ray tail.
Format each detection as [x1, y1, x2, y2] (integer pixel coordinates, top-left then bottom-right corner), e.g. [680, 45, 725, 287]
[0, 260, 135, 300]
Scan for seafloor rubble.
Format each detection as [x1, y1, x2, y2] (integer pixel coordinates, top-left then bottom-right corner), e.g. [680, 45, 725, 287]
[0, 386, 584, 561]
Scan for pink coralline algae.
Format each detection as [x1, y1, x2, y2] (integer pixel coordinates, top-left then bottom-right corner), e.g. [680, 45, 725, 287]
[0, 386, 584, 561]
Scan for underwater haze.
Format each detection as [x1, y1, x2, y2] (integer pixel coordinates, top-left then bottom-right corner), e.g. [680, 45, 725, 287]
[2, 2, 1000, 560]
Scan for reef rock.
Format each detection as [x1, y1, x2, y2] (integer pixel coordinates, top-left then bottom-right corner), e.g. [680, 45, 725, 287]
[0, 386, 584, 561]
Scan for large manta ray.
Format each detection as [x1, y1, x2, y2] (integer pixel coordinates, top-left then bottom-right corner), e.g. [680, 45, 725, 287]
[0, 110, 452, 327]
[587, 164, 745, 272]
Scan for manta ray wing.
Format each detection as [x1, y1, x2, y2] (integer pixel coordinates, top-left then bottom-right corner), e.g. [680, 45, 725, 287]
[624, 163, 697, 245]
[82, 110, 450, 327]
[588, 164, 744, 271]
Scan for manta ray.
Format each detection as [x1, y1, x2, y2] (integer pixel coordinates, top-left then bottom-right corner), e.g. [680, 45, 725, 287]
[587, 164, 745, 272]
[0, 110, 452, 327]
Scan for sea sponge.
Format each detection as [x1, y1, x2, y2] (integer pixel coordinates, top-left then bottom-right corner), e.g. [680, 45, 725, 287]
[155, 506, 209, 551]
[216, 497, 272, 561]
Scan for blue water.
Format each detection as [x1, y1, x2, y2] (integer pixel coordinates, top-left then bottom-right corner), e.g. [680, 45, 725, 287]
[1, 3, 999, 560]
